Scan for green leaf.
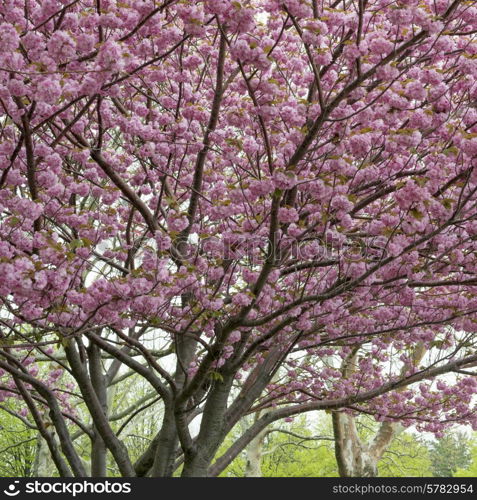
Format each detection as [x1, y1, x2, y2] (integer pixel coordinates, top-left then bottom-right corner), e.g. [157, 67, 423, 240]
[441, 198, 453, 209]
[70, 239, 84, 249]
[8, 216, 21, 227]
[443, 146, 458, 156]
[208, 371, 224, 382]
[410, 208, 424, 220]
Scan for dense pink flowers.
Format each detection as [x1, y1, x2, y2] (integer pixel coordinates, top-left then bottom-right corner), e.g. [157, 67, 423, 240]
[0, 22, 19, 51]
[47, 30, 76, 61]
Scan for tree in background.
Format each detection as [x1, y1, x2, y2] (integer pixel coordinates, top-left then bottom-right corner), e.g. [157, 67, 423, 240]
[2, 0, 477, 477]
[0, 407, 37, 477]
[219, 415, 338, 477]
[255, 419, 338, 477]
[331, 343, 427, 476]
[219, 414, 432, 477]
[456, 437, 477, 477]
[428, 431, 472, 477]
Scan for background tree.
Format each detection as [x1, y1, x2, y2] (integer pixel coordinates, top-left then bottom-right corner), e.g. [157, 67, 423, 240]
[218, 414, 433, 477]
[428, 431, 472, 477]
[0, 406, 37, 477]
[455, 435, 477, 477]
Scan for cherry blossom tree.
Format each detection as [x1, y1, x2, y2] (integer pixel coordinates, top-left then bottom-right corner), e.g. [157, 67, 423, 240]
[2, 0, 477, 477]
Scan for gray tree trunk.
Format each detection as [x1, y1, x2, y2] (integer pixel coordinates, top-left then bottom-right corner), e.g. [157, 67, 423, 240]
[32, 434, 53, 477]
[89, 342, 108, 476]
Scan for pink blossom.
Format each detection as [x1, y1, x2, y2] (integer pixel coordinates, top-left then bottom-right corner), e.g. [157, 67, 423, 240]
[0, 22, 19, 51]
[47, 30, 76, 61]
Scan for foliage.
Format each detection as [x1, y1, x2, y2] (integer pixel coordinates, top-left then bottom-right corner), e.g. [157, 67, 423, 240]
[428, 432, 472, 477]
[0, 404, 37, 477]
[219, 416, 338, 477]
[378, 433, 432, 477]
[455, 437, 477, 477]
[220, 415, 433, 477]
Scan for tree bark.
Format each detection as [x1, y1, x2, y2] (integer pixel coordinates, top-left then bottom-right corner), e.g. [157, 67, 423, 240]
[150, 406, 178, 477]
[64, 340, 135, 476]
[32, 434, 53, 477]
[181, 375, 234, 477]
[333, 412, 384, 477]
[244, 429, 267, 477]
[332, 344, 423, 477]
[89, 343, 108, 477]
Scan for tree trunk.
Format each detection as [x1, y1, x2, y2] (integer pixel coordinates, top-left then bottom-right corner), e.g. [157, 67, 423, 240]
[181, 375, 234, 477]
[91, 430, 107, 477]
[181, 455, 210, 477]
[33, 434, 53, 477]
[244, 429, 267, 477]
[89, 342, 108, 477]
[333, 412, 371, 476]
[150, 406, 178, 477]
[332, 344, 419, 477]
[333, 412, 401, 477]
